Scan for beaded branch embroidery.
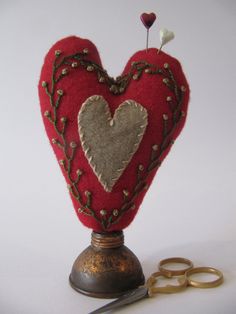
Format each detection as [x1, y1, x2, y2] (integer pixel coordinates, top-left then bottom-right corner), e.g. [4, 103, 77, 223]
[42, 48, 186, 231]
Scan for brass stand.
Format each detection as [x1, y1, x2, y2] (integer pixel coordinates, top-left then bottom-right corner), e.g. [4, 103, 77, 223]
[69, 231, 145, 298]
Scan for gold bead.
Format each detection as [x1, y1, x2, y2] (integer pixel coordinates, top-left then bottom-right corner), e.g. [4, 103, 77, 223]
[83, 48, 89, 54]
[164, 63, 169, 68]
[131, 61, 136, 66]
[99, 77, 105, 83]
[78, 208, 83, 213]
[62, 68, 68, 75]
[57, 89, 64, 95]
[44, 110, 50, 117]
[163, 114, 168, 120]
[167, 96, 172, 102]
[123, 189, 129, 196]
[71, 62, 78, 68]
[70, 141, 77, 148]
[59, 159, 65, 165]
[139, 164, 144, 171]
[145, 68, 151, 73]
[85, 190, 91, 196]
[181, 85, 186, 92]
[133, 74, 139, 80]
[42, 81, 47, 87]
[67, 184, 72, 189]
[100, 209, 107, 216]
[163, 78, 169, 84]
[52, 138, 57, 144]
[131, 204, 136, 210]
[76, 169, 82, 176]
[87, 65, 94, 72]
[152, 144, 158, 151]
[60, 117, 66, 123]
[119, 87, 125, 93]
[55, 50, 61, 56]
[113, 209, 119, 216]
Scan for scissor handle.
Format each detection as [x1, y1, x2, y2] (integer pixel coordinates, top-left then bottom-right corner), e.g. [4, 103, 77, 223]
[159, 257, 194, 277]
[185, 267, 224, 288]
[146, 271, 187, 296]
[146, 257, 224, 296]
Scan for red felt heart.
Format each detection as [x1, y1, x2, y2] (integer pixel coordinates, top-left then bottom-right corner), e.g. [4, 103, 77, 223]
[38, 36, 189, 232]
[140, 12, 156, 29]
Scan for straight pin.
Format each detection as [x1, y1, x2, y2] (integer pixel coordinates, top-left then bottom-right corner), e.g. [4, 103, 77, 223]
[140, 12, 156, 53]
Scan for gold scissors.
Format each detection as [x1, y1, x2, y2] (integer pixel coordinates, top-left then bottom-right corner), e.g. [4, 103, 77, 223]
[89, 257, 224, 314]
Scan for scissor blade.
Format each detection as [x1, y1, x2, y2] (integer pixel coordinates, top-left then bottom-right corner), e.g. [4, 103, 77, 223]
[88, 287, 149, 314]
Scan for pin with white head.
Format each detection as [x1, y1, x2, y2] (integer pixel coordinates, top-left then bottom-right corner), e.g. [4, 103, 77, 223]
[158, 28, 175, 54]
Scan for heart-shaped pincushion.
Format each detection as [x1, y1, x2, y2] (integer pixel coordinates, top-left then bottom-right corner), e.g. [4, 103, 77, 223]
[38, 36, 189, 232]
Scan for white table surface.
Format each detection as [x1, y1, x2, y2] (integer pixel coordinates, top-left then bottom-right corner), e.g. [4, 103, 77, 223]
[0, 1, 235, 313]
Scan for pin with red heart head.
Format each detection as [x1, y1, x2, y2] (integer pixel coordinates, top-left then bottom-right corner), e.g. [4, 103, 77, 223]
[140, 12, 156, 52]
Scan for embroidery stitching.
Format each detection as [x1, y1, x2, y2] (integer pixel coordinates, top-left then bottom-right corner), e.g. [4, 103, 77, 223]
[78, 95, 148, 192]
[42, 49, 186, 231]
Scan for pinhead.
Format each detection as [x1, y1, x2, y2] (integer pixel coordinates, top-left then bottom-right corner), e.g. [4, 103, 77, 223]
[160, 28, 175, 46]
[158, 28, 175, 54]
[140, 12, 156, 29]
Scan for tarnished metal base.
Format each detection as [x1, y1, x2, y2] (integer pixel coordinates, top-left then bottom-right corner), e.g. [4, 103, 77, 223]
[69, 231, 145, 298]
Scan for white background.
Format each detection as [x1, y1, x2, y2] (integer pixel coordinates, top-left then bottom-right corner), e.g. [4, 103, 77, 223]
[0, 1, 236, 313]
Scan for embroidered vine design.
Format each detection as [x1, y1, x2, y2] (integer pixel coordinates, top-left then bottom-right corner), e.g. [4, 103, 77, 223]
[42, 49, 100, 224]
[42, 48, 186, 231]
[102, 63, 186, 230]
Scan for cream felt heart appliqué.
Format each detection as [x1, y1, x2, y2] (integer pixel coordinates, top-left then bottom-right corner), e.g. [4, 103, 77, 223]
[78, 95, 148, 192]
[39, 36, 189, 232]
